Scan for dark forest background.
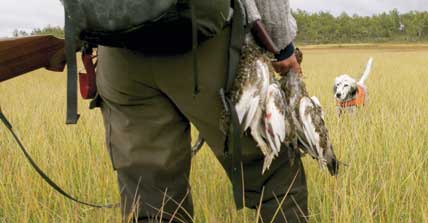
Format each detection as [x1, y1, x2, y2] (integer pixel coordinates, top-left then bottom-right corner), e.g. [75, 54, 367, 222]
[12, 9, 428, 44]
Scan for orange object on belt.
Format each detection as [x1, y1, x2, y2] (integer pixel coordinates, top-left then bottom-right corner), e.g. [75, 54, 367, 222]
[79, 49, 97, 99]
[336, 85, 365, 107]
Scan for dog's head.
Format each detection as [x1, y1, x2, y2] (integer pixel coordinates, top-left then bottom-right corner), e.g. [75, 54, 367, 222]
[333, 74, 358, 102]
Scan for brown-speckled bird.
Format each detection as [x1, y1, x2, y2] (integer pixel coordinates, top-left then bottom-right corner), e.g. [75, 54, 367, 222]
[202, 42, 338, 175]
[279, 70, 339, 176]
[228, 42, 296, 173]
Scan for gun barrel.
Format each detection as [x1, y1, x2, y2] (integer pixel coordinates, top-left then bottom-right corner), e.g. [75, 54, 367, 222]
[0, 35, 66, 82]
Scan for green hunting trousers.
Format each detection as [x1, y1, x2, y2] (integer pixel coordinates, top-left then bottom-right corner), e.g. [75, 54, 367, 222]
[96, 29, 308, 223]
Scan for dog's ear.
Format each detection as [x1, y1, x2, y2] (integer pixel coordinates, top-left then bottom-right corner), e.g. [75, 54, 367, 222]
[350, 84, 358, 96]
[333, 79, 339, 93]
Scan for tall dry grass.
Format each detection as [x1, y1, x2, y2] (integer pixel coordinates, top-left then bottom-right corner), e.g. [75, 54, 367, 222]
[1, 45, 427, 222]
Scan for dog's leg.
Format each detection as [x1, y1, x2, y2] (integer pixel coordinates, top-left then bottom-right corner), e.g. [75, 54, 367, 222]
[336, 106, 343, 117]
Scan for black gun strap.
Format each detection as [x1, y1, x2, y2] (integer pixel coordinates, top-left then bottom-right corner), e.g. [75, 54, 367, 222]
[0, 111, 118, 209]
[221, 0, 247, 209]
[64, 10, 80, 124]
[190, 0, 200, 96]
[225, 0, 246, 93]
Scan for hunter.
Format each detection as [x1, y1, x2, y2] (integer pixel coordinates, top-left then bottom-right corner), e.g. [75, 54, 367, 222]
[92, 0, 305, 222]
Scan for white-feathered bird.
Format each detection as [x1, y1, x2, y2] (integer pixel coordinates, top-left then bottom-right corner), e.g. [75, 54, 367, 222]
[279, 70, 339, 175]
[262, 82, 296, 171]
[227, 43, 296, 173]
[230, 44, 271, 170]
[223, 42, 338, 175]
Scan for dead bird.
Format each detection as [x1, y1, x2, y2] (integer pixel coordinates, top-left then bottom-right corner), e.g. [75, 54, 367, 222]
[279, 70, 339, 176]
[193, 47, 305, 157]
[226, 43, 296, 173]
[262, 81, 296, 171]
[197, 43, 338, 176]
[230, 43, 272, 172]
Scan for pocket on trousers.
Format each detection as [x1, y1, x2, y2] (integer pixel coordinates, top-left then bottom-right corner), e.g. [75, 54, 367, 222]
[100, 98, 117, 170]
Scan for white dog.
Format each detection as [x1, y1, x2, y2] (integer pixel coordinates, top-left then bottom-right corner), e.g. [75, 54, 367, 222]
[334, 57, 373, 114]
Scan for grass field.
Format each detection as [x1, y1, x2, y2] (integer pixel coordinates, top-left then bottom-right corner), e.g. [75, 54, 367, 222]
[1, 44, 428, 222]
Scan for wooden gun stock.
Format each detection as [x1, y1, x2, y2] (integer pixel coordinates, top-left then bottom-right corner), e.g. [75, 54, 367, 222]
[0, 35, 66, 82]
[251, 20, 279, 54]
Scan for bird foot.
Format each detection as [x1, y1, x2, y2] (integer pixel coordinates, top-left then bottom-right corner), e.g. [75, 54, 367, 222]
[262, 155, 274, 174]
[257, 144, 270, 157]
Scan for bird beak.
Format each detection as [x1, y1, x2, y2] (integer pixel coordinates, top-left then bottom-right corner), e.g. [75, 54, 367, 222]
[326, 151, 339, 176]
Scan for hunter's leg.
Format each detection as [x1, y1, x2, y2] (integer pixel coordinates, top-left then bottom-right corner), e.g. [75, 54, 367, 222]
[241, 150, 309, 223]
[96, 46, 194, 223]
[154, 29, 309, 222]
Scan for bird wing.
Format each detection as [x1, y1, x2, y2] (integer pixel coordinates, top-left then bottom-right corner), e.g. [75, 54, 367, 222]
[300, 97, 339, 175]
[264, 83, 286, 157]
[310, 96, 324, 119]
[298, 97, 321, 158]
[255, 59, 271, 99]
[235, 58, 271, 131]
[235, 86, 260, 131]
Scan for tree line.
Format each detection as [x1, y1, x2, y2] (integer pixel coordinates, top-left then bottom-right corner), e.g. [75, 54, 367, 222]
[13, 25, 64, 38]
[293, 9, 428, 44]
[12, 9, 428, 44]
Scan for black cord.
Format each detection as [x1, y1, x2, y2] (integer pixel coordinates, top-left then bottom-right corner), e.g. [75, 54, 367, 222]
[0, 111, 119, 209]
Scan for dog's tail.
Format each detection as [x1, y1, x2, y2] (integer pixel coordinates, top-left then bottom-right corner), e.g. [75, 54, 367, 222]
[358, 57, 373, 85]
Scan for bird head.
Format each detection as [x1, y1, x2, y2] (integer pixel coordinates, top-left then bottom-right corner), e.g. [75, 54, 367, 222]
[323, 143, 339, 176]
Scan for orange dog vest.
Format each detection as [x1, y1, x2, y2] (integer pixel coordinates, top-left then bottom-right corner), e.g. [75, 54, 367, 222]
[336, 85, 366, 108]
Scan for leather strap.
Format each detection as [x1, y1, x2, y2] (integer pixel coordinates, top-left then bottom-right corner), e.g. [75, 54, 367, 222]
[190, 0, 200, 96]
[221, 0, 247, 209]
[64, 10, 80, 124]
[0, 111, 118, 208]
[225, 0, 246, 92]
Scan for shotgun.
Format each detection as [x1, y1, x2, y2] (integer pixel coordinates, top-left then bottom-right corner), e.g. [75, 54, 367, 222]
[0, 35, 67, 82]
[0, 35, 121, 208]
[0, 35, 98, 125]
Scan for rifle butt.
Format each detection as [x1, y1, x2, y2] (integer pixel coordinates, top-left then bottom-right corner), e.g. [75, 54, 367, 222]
[0, 35, 66, 82]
